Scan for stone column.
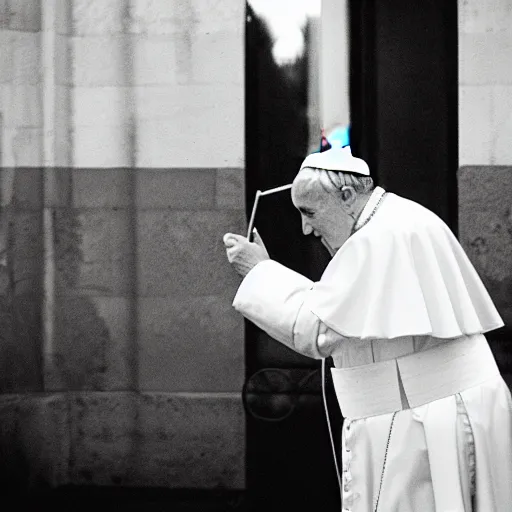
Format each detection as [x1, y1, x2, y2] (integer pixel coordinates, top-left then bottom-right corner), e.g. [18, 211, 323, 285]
[458, 0, 512, 374]
[320, 0, 350, 134]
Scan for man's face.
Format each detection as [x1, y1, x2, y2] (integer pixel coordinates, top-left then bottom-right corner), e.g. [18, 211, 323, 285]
[291, 170, 353, 255]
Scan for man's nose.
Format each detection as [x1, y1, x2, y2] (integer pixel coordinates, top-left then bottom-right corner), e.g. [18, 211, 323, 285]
[302, 217, 313, 235]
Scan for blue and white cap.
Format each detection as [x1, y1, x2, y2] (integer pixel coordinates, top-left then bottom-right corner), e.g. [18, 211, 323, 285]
[299, 146, 370, 176]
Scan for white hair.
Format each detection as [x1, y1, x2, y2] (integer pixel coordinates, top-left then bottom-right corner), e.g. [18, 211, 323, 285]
[300, 167, 374, 195]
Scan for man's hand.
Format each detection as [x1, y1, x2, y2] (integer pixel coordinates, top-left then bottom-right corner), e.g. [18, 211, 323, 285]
[223, 229, 270, 277]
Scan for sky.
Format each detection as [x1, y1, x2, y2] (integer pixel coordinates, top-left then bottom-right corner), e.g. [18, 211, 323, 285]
[248, 0, 321, 65]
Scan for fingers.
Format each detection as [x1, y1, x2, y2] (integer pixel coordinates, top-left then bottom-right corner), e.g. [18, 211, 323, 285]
[226, 247, 237, 263]
[223, 232, 245, 248]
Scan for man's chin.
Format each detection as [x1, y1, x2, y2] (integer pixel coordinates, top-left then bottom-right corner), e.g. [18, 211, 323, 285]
[320, 238, 337, 256]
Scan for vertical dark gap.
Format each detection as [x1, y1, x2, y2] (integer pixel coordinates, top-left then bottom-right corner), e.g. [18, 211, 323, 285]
[446, 0, 459, 236]
[349, 0, 379, 182]
[244, 3, 340, 510]
[374, 0, 459, 229]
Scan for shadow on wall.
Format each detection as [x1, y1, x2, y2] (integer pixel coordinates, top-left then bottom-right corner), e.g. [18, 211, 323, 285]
[0, 168, 131, 492]
[0, 169, 124, 393]
[0, 167, 246, 493]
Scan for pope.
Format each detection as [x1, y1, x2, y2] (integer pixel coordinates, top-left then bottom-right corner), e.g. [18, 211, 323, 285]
[223, 146, 512, 512]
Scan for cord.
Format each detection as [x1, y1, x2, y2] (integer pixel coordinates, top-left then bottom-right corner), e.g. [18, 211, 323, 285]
[321, 358, 343, 505]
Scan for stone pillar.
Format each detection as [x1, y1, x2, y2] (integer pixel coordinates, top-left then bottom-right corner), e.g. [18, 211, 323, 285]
[0, 0, 70, 490]
[458, 0, 512, 372]
[320, 0, 350, 134]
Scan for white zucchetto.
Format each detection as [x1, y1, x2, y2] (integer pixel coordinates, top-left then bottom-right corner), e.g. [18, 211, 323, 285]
[299, 146, 370, 176]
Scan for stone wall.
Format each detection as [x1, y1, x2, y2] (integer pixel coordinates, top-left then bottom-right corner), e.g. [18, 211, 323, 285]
[458, 0, 512, 367]
[0, 0, 245, 491]
[458, 0, 512, 166]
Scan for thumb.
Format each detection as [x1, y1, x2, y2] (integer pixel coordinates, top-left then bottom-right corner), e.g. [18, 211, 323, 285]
[252, 228, 266, 248]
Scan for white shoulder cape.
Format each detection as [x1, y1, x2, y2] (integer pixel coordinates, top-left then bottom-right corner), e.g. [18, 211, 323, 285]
[305, 193, 504, 340]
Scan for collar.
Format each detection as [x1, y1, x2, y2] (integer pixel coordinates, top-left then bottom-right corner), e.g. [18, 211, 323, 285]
[352, 186, 387, 233]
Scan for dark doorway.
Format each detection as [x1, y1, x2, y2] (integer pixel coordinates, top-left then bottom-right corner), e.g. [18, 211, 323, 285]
[350, 0, 459, 232]
[244, 3, 338, 511]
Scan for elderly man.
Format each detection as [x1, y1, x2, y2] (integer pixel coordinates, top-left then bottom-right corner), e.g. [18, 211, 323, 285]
[223, 147, 512, 512]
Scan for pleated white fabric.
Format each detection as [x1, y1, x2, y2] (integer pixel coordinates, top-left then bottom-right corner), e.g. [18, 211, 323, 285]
[342, 375, 512, 512]
[306, 193, 504, 340]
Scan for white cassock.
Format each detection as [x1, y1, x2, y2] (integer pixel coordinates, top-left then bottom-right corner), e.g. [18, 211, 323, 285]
[232, 186, 512, 512]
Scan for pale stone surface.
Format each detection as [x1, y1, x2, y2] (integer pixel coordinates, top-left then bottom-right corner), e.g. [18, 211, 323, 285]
[130, 0, 243, 36]
[459, 0, 512, 34]
[132, 37, 179, 86]
[0, 31, 41, 85]
[459, 86, 493, 166]
[0, 0, 41, 32]
[459, 32, 512, 86]
[135, 84, 242, 121]
[135, 84, 243, 168]
[135, 169, 215, 209]
[216, 168, 245, 210]
[138, 296, 244, 391]
[54, 85, 72, 166]
[191, 30, 243, 85]
[72, 0, 128, 36]
[136, 209, 244, 297]
[129, 0, 195, 35]
[493, 86, 512, 164]
[11, 31, 40, 84]
[458, 0, 512, 167]
[191, 0, 244, 35]
[11, 127, 43, 166]
[0, 32, 12, 83]
[68, 392, 245, 488]
[73, 124, 132, 167]
[0, 393, 69, 488]
[55, 34, 72, 86]
[3, 83, 42, 127]
[55, 0, 72, 35]
[73, 86, 132, 127]
[72, 35, 132, 87]
[458, 165, 512, 328]
[137, 118, 244, 168]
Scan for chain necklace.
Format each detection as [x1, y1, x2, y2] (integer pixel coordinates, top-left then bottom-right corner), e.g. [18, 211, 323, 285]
[351, 186, 387, 235]
[374, 411, 397, 512]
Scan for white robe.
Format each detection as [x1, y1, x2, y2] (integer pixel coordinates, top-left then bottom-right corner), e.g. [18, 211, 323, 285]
[232, 190, 512, 511]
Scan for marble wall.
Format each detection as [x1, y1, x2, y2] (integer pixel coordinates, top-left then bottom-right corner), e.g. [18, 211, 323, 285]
[458, 0, 512, 364]
[0, 0, 245, 490]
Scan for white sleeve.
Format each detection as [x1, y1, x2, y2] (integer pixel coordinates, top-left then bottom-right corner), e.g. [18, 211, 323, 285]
[232, 260, 346, 359]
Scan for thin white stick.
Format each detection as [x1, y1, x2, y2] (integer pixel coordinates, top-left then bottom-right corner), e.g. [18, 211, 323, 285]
[246, 190, 262, 239]
[260, 183, 293, 196]
[246, 184, 293, 240]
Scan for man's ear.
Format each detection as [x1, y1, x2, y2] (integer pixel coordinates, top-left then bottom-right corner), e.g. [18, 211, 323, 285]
[340, 186, 356, 205]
